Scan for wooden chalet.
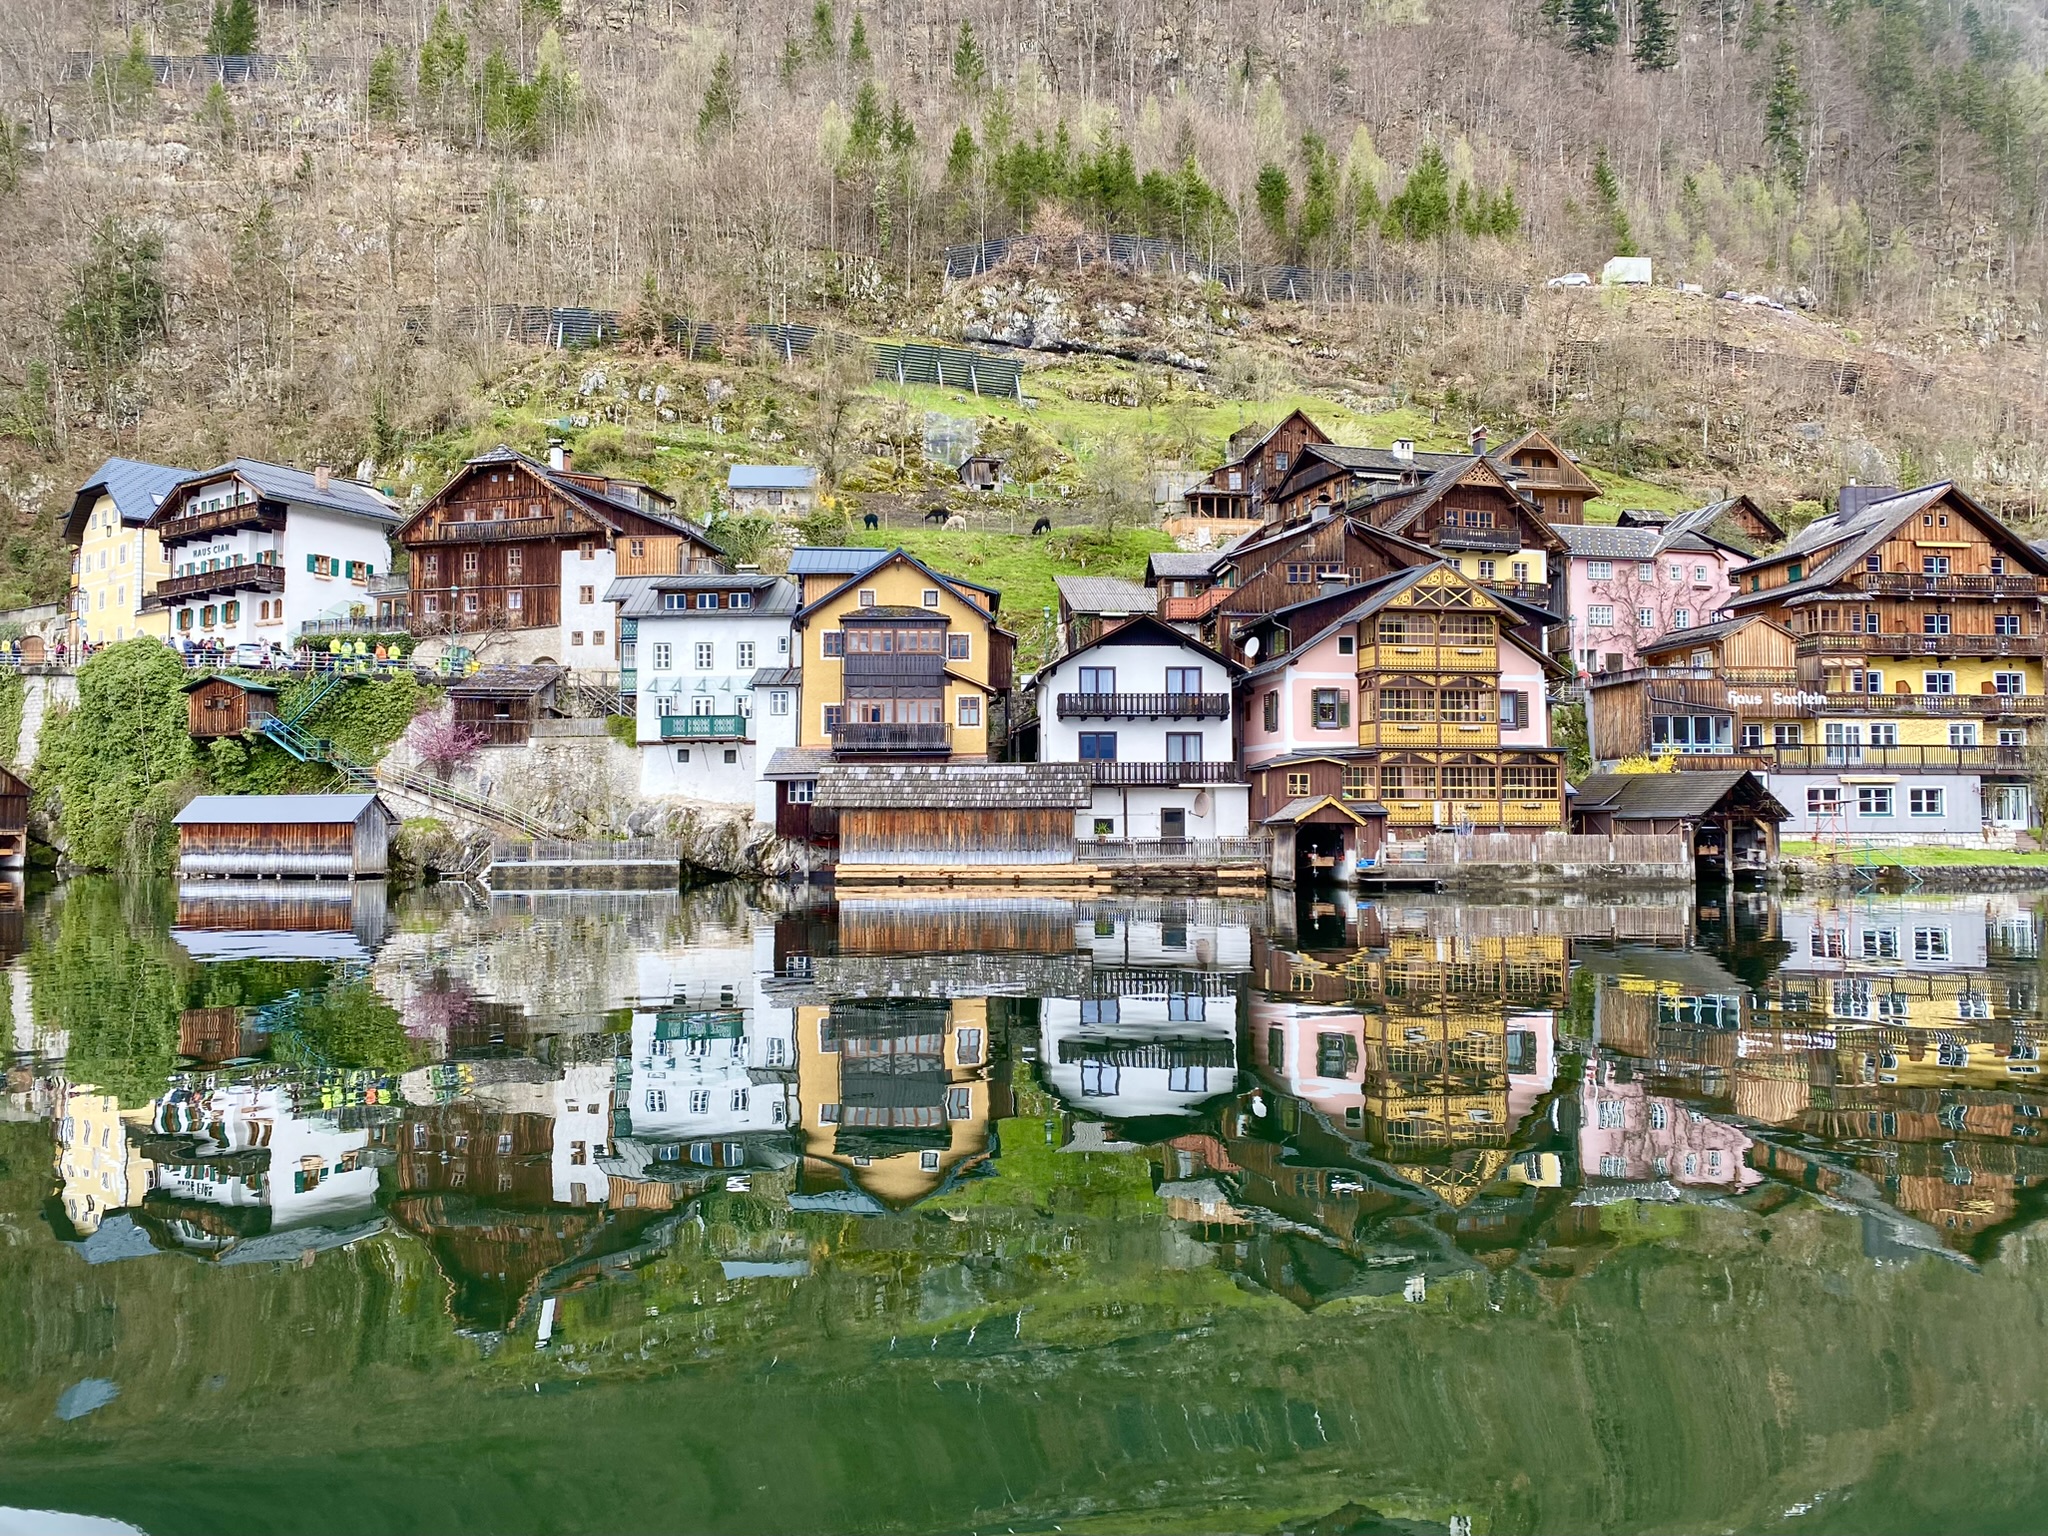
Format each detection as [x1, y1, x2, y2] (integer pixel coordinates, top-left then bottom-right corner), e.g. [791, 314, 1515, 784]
[1346, 455, 1568, 614]
[181, 675, 280, 739]
[1053, 575, 1155, 654]
[814, 763, 1092, 869]
[0, 763, 29, 871]
[1585, 614, 1801, 766]
[1492, 430, 1601, 525]
[397, 445, 723, 639]
[1572, 770, 1788, 877]
[1181, 512, 1438, 658]
[1621, 495, 1785, 553]
[178, 1007, 265, 1065]
[449, 665, 565, 746]
[172, 793, 397, 880]
[1172, 409, 1330, 531]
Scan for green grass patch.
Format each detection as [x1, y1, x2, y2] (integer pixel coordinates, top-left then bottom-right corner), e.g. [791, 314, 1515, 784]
[1585, 466, 1701, 524]
[1781, 839, 2048, 866]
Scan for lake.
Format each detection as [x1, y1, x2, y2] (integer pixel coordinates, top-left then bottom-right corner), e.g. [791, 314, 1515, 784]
[2, 875, 2046, 1535]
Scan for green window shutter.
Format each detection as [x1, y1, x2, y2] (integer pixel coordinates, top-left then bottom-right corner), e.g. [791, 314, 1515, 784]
[306, 553, 317, 572]
[1337, 696, 1351, 728]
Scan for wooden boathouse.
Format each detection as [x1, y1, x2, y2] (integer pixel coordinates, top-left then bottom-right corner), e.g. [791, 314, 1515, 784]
[0, 763, 28, 870]
[172, 793, 398, 880]
[449, 665, 565, 747]
[816, 763, 1093, 881]
[182, 675, 281, 739]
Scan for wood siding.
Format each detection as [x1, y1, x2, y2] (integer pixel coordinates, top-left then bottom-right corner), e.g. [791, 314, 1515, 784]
[836, 807, 1075, 865]
[454, 694, 540, 746]
[186, 678, 275, 739]
[177, 810, 390, 879]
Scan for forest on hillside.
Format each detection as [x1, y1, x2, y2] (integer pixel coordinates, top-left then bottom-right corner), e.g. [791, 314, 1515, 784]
[0, 0, 2044, 605]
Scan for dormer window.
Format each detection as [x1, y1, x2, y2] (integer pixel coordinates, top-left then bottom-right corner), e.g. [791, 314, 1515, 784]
[696, 592, 718, 609]
[732, 591, 752, 609]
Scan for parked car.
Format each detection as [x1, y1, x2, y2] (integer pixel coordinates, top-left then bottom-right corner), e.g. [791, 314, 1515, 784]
[233, 641, 272, 668]
[1545, 272, 1593, 288]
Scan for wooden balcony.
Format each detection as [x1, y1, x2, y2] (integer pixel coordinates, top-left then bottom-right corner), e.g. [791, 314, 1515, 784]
[406, 514, 583, 545]
[1158, 587, 1231, 623]
[1798, 632, 2046, 659]
[153, 563, 286, 604]
[155, 501, 286, 547]
[1792, 693, 2048, 719]
[1055, 692, 1231, 719]
[1361, 721, 1500, 749]
[1858, 571, 2048, 598]
[1362, 643, 1499, 674]
[830, 722, 952, 754]
[1763, 744, 2029, 773]
[1087, 760, 1245, 786]
[1434, 527, 1522, 553]
[661, 714, 750, 741]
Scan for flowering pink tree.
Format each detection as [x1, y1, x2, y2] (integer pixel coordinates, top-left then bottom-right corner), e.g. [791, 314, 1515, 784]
[404, 705, 487, 780]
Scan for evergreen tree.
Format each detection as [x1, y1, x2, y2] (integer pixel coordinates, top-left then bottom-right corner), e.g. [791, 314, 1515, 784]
[60, 216, 168, 408]
[847, 81, 885, 158]
[198, 80, 235, 150]
[1633, 0, 1677, 70]
[847, 13, 872, 67]
[698, 52, 738, 138]
[1490, 185, 1522, 237]
[1253, 162, 1292, 250]
[365, 47, 404, 122]
[205, 0, 258, 57]
[1564, 0, 1619, 56]
[943, 125, 977, 186]
[952, 20, 987, 89]
[1297, 134, 1337, 253]
[886, 99, 915, 153]
[778, 35, 806, 90]
[810, 2, 837, 62]
[1382, 144, 1453, 241]
[1761, 1, 1807, 185]
[1591, 148, 1637, 255]
[416, 7, 469, 133]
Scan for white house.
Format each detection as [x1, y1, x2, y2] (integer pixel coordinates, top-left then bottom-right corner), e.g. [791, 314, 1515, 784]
[609, 571, 802, 822]
[1035, 613, 1249, 843]
[727, 464, 817, 517]
[146, 460, 399, 652]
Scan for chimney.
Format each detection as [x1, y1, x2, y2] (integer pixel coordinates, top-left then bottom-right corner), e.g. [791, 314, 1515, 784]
[1470, 425, 1488, 456]
[548, 440, 567, 472]
[1391, 439, 1414, 464]
[313, 465, 331, 492]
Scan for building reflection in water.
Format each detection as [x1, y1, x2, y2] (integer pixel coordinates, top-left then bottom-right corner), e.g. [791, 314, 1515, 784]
[19, 876, 2048, 1332]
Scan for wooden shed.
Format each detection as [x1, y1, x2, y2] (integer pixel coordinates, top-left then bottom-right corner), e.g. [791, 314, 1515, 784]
[172, 793, 398, 880]
[181, 675, 281, 739]
[0, 763, 29, 871]
[815, 763, 1093, 866]
[449, 665, 564, 747]
[1571, 771, 1788, 877]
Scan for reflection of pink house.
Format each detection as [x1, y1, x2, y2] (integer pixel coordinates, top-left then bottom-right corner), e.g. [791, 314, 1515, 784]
[1577, 1060, 1760, 1189]
[1556, 525, 1741, 676]
[1505, 1011, 1558, 1125]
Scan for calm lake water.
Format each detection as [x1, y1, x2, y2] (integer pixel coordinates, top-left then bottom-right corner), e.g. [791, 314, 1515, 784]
[4, 875, 2047, 1535]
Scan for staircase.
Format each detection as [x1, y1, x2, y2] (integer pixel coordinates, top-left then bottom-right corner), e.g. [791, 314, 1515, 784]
[571, 676, 630, 718]
[259, 678, 559, 841]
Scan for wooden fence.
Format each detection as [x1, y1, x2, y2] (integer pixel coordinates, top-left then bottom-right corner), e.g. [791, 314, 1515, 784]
[1395, 832, 1691, 867]
[1076, 837, 1266, 866]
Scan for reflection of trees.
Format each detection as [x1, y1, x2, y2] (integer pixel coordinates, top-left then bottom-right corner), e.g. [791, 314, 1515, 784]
[27, 877, 186, 1104]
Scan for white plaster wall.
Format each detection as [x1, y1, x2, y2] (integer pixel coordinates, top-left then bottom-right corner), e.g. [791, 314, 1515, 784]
[559, 545, 618, 666]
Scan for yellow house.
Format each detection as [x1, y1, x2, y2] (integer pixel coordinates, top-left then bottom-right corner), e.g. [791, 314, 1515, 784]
[793, 995, 993, 1209]
[788, 548, 1015, 760]
[64, 457, 190, 649]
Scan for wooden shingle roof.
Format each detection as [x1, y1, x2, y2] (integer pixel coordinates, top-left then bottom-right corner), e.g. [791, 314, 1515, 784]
[815, 763, 1094, 810]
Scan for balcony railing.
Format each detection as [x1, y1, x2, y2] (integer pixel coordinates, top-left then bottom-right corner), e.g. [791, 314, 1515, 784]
[1798, 632, 2045, 658]
[1591, 666, 1799, 688]
[1434, 527, 1523, 553]
[408, 514, 583, 545]
[661, 713, 749, 740]
[153, 563, 287, 604]
[1762, 744, 2029, 772]
[1858, 571, 2048, 598]
[1077, 837, 1266, 866]
[830, 722, 952, 754]
[154, 502, 286, 546]
[1056, 692, 1231, 720]
[1087, 760, 1245, 786]
[1158, 588, 1231, 623]
[1801, 692, 2048, 718]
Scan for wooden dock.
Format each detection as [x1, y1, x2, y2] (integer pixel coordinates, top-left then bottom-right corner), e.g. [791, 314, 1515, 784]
[831, 860, 1266, 895]
[487, 838, 683, 890]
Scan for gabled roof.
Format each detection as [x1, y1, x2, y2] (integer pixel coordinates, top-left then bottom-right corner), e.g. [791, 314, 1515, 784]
[173, 793, 393, 826]
[65, 456, 193, 542]
[1574, 770, 1788, 823]
[788, 546, 894, 577]
[447, 664, 564, 698]
[605, 573, 801, 619]
[154, 460, 398, 526]
[1145, 551, 1222, 583]
[1729, 481, 2048, 608]
[1359, 454, 1570, 553]
[1054, 576, 1155, 615]
[1552, 524, 1718, 561]
[399, 447, 719, 548]
[1682, 494, 1785, 543]
[728, 464, 816, 491]
[1042, 612, 1239, 674]
[178, 674, 281, 695]
[1490, 429, 1602, 493]
[1635, 612, 1795, 657]
[1262, 795, 1385, 825]
[794, 547, 1004, 622]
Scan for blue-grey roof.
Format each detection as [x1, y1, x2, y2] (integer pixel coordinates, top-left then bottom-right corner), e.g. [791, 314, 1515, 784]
[787, 546, 893, 577]
[169, 460, 399, 524]
[173, 792, 392, 826]
[728, 464, 816, 491]
[605, 573, 802, 619]
[67, 456, 193, 539]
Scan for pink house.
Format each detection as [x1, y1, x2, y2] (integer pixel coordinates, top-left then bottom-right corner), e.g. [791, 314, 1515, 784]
[1577, 1059, 1761, 1190]
[1556, 524, 1742, 676]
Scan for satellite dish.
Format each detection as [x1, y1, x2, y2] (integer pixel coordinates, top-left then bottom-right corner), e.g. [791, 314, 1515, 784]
[1242, 635, 1261, 659]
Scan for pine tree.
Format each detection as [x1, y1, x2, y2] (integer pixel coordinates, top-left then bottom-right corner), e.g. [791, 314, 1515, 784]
[1254, 163, 1292, 250]
[847, 81, 885, 158]
[1761, 1, 1807, 185]
[1591, 148, 1637, 255]
[1382, 144, 1453, 241]
[205, 0, 258, 57]
[778, 36, 805, 90]
[698, 52, 738, 138]
[810, 2, 837, 62]
[943, 125, 977, 186]
[1632, 0, 1677, 70]
[952, 20, 987, 90]
[886, 99, 915, 153]
[1297, 134, 1337, 253]
[365, 47, 403, 122]
[847, 13, 872, 67]
[1564, 0, 1618, 56]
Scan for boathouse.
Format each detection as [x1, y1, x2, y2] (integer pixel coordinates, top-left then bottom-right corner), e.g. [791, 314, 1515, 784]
[172, 793, 398, 880]
[814, 763, 1093, 871]
[0, 763, 28, 871]
[1570, 771, 1788, 877]
[181, 675, 281, 739]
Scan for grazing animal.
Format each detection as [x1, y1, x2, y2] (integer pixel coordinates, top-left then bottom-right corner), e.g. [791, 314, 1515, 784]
[1030, 516, 1052, 536]
[924, 506, 950, 525]
[862, 512, 879, 530]
[945, 514, 966, 529]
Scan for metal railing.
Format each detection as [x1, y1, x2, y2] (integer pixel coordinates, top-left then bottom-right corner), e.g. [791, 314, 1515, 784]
[1434, 527, 1523, 553]
[1077, 837, 1266, 865]
[660, 713, 748, 740]
[830, 722, 952, 753]
[489, 839, 681, 867]
[1055, 692, 1231, 720]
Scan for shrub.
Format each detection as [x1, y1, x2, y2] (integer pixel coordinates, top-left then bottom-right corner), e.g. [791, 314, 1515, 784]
[36, 639, 197, 871]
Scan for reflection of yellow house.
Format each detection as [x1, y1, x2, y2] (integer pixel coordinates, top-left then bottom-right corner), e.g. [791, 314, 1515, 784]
[1363, 1006, 1513, 1159]
[1832, 1026, 2040, 1089]
[57, 1087, 153, 1234]
[791, 550, 1015, 761]
[1345, 931, 1568, 1001]
[794, 996, 992, 1209]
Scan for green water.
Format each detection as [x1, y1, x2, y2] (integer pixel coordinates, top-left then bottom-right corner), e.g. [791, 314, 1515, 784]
[2, 878, 2045, 1535]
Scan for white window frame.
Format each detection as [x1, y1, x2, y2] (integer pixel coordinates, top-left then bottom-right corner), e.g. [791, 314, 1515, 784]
[695, 641, 715, 670]
[1909, 787, 1944, 817]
